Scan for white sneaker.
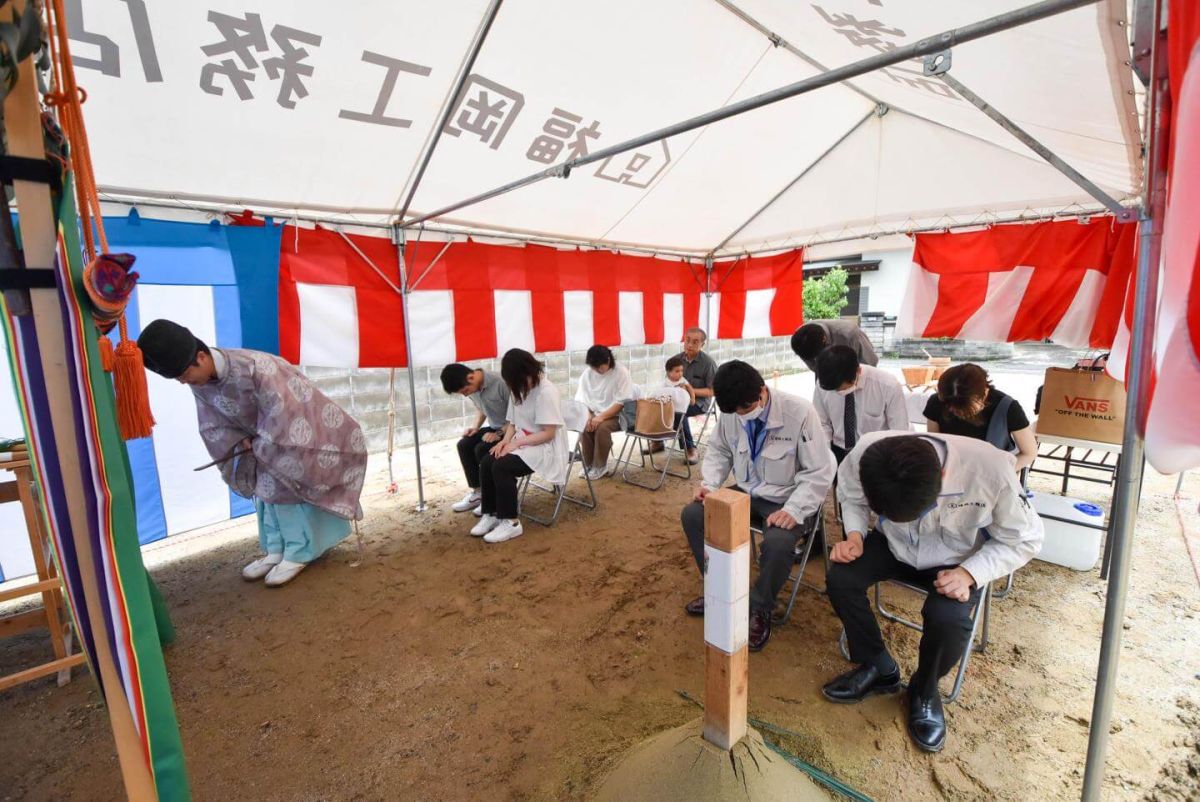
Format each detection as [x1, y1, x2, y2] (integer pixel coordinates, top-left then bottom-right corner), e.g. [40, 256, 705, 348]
[242, 553, 283, 581]
[472, 504, 483, 517]
[483, 519, 523, 544]
[452, 490, 482, 512]
[471, 514, 499, 537]
[264, 559, 306, 587]
[584, 466, 604, 481]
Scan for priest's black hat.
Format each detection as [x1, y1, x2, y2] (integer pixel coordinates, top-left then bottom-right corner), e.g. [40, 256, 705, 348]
[137, 319, 200, 379]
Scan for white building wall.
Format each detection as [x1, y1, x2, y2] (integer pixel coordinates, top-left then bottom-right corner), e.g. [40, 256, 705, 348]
[858, 245, 914, 317]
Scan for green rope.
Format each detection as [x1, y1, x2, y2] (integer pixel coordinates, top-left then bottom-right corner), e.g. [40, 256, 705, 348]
[674, 689, 875, 802]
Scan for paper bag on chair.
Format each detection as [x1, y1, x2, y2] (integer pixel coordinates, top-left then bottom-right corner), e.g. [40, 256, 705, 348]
[1035, 367, 1126, 444]
[634, 398, 675, 436]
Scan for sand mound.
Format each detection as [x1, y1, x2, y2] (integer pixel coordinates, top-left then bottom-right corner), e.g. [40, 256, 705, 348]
[591, 717, 830, 802]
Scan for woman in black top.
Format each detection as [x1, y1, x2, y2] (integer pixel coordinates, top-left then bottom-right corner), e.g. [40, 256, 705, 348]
[923, 363, 1037, 471]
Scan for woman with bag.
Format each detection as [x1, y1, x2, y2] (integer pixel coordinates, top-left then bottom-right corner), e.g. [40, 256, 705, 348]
[923, 363, 1037, 471]
[575, 345, 634, 480]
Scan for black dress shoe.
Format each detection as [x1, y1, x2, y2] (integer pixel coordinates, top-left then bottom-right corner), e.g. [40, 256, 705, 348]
[748, 610, 771, 652]
[684, 595, 705, 616]
[907, 690, 947, 753]
[821, 664, 902, 704]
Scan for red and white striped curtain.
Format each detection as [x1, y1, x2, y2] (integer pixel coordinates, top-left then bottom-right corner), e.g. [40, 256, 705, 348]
[278, 226, 805, 368]
[898, 218, 1136, 349]
[1142, 0, 1200, 473]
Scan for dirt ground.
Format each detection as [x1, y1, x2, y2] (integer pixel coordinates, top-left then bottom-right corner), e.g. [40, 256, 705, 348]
[3, 386, 1200, 800]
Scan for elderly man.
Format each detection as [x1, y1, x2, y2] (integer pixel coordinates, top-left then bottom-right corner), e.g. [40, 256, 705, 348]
[824, 431, 1043, 752]
[680, 360, 836, 652]
[667, 327, 717, 463]
[137, 319, 367, 587]
[791, 319, 878, 373]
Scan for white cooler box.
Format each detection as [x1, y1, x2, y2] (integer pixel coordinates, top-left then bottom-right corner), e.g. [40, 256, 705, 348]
[1029, 492, 1107, 571]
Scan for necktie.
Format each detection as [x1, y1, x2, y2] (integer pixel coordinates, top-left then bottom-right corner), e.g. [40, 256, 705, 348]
[844, 391, 857, 450]
[747, 418, 765, 461]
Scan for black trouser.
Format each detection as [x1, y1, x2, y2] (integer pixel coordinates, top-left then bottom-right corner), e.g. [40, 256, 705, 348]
[826, 531, 981, 697]
[681, 490, 803, 614]
[478, 452, 533, 520]
[680, 403, 705, 449]
[455, 427, 499, 488]
[831, 443, 849, 465]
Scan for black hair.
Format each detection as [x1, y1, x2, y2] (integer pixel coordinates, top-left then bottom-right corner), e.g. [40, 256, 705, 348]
[585, 345, 616, 370]
[858, 436, 942, 523]
[195, 339, 211, 358]
[791, 323, 829, 362]
[500, 348, 544, 404]
[712, 360, 765, 414]
[937, 363, 995, 421]
[665, 355, 685, 373]
[440, 363, 472, 394]
[816, 345, 860, 391]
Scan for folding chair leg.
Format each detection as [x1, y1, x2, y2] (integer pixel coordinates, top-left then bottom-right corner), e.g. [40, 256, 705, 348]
[991, 571, 1015, 599]
[944, 588, 988, 703]
[519, 445, 597, 527]
[620, 435, 690, 490]
[869, 581, 990, 704]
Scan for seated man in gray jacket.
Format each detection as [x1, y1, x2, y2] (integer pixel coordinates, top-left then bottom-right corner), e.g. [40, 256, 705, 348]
[680, 360, 836, 652]
[822, 431, 1043, 753]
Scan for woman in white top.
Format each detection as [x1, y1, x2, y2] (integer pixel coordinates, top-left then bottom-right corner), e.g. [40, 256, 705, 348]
[575, 345, 634, 480]
[472, 349, 569, 544]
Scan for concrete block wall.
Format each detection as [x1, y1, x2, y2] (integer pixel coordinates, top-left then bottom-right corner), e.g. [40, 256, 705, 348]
[302, 334, 803, 455]
[894, 338, 1016, 361]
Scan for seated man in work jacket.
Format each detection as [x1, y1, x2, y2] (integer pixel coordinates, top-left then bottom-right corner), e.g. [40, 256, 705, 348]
[680, 360, 836, 652]
[823, 431, 1043, 753]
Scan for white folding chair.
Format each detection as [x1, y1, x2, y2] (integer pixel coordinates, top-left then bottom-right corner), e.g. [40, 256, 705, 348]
[517, 399, 597, 526]
[614, 403, 691, 491]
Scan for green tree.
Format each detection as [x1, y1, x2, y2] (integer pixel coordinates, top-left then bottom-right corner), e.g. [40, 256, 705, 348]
[803, 267, 850, 321]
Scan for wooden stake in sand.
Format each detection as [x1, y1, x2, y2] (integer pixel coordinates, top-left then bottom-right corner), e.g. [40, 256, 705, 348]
[701, 488, 750, 751]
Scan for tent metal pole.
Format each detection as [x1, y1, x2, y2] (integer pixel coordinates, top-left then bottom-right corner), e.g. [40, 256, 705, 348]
[707, 106, 881, 257]
[937, 71, 1134, 222]
[395, 0, 505, 221]
[704, 256, 713, 339]
[724, 207, 1115, 258]
[402, 0, 1103, 229]
[386, 368, 398, 493]
[1080, 3, 1166, 797]
[97, 192, 709, 261]
[711, 0, 883, 108]
[393, 225, 428, 512]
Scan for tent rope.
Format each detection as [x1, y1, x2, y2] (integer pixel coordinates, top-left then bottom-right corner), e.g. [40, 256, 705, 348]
[44, 0, 154, 440]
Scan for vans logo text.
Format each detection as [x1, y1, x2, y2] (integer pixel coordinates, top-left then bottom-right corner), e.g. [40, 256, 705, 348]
[1063, 396, 1110, 413]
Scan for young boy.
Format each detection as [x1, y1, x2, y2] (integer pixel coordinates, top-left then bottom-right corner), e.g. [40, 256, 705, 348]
[440, 363, 512, 515]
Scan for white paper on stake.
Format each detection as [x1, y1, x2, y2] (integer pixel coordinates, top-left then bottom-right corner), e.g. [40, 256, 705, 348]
[704, 596, 749, 655]
[703, 542, 750, 604]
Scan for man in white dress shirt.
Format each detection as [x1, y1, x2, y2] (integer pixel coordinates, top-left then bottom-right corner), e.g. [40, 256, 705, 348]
[813, 345, 910, 463]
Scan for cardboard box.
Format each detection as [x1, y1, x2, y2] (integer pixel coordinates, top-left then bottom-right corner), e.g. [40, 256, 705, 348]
[1035, 367, 1127, 444]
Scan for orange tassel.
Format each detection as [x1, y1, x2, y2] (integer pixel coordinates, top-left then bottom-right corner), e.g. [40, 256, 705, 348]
[113, 338, 155, 440]
[98, 333, 115, 372]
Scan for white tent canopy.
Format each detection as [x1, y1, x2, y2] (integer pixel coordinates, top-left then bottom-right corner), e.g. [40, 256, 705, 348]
[74, 0, 1140, 255]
